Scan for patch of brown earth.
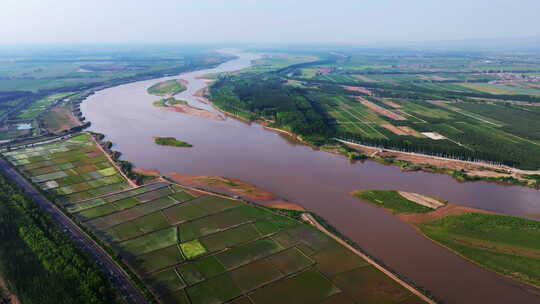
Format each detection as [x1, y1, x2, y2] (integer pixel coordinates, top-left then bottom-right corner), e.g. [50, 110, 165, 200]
[262, 201, 305, 211]
[398, 203, 494, 224]
[467, 170, 513, 178]
[177, 79, 188, 87]
[194, 88, 207, 97]
[132, 168, 161, 177]
[194, 88, 210, 104]
[381, 123, 408, 136]
[380, 99, 402, 109]
[345, 142, 523, 180]
[358, 98, 406, 121]
[46, 107, 82, 133]
[342, 85, 373, 96]
[165, 104, 224, 120]
[398, 191, 445, 209]
[524, 213, 540, 218]
[347, 143, 491, 171]
[398, 126, 424, 137]
[168, 173, 277, 201]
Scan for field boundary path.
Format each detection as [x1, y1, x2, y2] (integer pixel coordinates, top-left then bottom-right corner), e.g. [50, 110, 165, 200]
[87, 132, 138, 187]
[0, 157, 147, 304]
[301, 213, 437, 304]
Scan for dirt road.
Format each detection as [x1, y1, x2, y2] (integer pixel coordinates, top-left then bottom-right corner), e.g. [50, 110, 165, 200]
[301, 213, 436, 304]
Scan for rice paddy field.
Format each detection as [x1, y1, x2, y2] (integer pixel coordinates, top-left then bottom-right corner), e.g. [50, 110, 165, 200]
[1, 132, 425, 303]
[2, 133, 131, 203]
[66, 181, 425, 304]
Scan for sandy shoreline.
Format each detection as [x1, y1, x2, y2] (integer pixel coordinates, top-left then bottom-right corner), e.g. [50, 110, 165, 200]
[167, 104, 224, 120]
[261, 200, 306, 211]
[132, 168, 161, 177]
[168, 172, 277, 201]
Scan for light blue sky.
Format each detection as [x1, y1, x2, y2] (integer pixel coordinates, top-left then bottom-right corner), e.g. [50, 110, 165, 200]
[2, 0, 539, 44]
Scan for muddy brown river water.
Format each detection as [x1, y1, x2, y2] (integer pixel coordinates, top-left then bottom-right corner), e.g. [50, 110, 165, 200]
[81, 51, 540, 303]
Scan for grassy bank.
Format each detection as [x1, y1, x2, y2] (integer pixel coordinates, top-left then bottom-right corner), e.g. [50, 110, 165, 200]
[353, 190, 433, 214]
[352, 189, 540, 288]
[153, 97, 187, 108]
[154, 137, 192, 147]
[420, 213, 540, 288]
[147, 79, 186, 96]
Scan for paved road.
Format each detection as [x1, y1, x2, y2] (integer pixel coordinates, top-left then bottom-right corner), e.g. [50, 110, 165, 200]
[0, 157, 147, 304]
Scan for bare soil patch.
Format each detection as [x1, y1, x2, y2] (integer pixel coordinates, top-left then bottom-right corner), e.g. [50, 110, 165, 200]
[467, 170, 512, 178]
[46, 107, 81, 133]
[177, 79, 188, 87]
[381, 123, 408, 136]
[398, 203, 494, 224]
[358, 98, 406, 120]
[342, 85, 373, 96]
[194, 88, 210, 104]
[345, 142, 520, 179]
[132, 168, 161, 177]
[165, 104, 224, 120]
[168, 173, 277, 201]
[261, 201, 305, 211]
[380, 99, 402, 109]
[398, 126, 424, 137]
[398, 191, 445, 209]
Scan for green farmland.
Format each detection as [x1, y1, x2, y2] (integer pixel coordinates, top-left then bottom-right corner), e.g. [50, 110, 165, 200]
[16, 92, 74, 119]
[353, 190, 540, 288]
[2, 134, 427, 303]
[2, 133, 131, 203]
[148, 79, 187, 96]
[421, 213, 540, 288]
[66, 182, 425, 304]
[210, 50, 540, 170]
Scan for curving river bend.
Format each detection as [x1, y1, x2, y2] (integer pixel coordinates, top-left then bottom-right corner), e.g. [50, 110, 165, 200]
[81, 51, 540, 304]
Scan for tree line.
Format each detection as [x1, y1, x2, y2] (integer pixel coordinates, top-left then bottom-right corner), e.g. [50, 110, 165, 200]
[0, 172, 120, 304]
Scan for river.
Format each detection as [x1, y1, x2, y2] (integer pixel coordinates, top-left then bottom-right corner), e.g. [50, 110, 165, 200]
[81, 50, 540, 303]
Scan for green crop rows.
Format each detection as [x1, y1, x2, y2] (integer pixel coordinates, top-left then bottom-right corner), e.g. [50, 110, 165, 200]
[65, 182, 424, 304]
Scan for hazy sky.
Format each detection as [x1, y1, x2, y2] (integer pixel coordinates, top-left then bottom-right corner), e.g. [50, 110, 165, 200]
[2, 0, 539, 44]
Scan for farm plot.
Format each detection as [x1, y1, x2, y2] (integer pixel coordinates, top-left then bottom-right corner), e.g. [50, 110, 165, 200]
[68, 181, 426, 304]
[358, 98, 406, 121]
[325, 100, 389, 139]
[16, 92, 74, 119]
[1, 133, 130, 203]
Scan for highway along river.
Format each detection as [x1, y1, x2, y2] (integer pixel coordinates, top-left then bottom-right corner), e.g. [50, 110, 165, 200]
[81, 51, 540, 303]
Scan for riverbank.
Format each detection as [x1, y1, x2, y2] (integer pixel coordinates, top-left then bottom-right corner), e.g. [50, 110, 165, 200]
[301, 213, 437, 304]
[202, 85, 540, 188]
[81, 50, 540, 303]
[168, 172, 277, 201]
[352, 189, 540, 290]
[342, 140, 540, 188]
